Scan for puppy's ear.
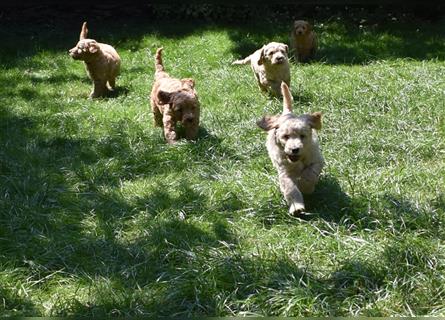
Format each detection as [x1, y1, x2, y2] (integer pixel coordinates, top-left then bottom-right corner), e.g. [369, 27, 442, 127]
[257, 115, 280, 131]
[257, 46, 265, 65]
[284, 44, 289, 54]
[307, 112, 322, 130]
[80, 21, 88, 40]
[88, 42, 99, 53]
[158, 90, 174, 105]
[306, 22, 312, 32]
[181, 78, 195, 89]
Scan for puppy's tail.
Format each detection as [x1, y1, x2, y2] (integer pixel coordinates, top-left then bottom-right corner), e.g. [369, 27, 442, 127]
[80, 21, 88, 40]
[155, 47, 165, 73]
[231, 55, 251, 65]
[281, 82, 293, 114]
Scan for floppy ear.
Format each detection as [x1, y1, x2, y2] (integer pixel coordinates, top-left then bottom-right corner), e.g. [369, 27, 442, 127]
[88, 42, 99, 53]
[307, 112, 322, 130]
[306, 22, 312, 32]
[257, 115, 280, 131]
[284, 44, 289, 54]
[257, 46, 265, 65]
[80, 21, 88, 40]
[158, 90, 174, 105]
[181, 78, 195, 89]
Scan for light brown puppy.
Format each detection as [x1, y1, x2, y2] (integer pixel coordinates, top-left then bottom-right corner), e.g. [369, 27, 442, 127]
[69, 22, 121, 98]
[232, 42, 290, 97]
[289, 20, 317, 63]
[257, 82, 324, 216]
[150, 48, 200, 144]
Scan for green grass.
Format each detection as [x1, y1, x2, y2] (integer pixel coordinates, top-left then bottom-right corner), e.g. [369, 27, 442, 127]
[0, 11, 445, 317]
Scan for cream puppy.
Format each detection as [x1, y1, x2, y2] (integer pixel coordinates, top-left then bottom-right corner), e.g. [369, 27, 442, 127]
[257, 82, 324, 215]
[232, 42, 290, 97]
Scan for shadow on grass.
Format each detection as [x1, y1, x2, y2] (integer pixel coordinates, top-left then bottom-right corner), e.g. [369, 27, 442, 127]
[0, 102, 242, 315]
[227, 16, 445, 65]
[0, 285, 38, 316]
[1, 8, 444, 70]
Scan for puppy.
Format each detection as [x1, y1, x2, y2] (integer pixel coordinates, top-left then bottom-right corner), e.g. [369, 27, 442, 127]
[257, 82, 324, 215]
[69, 22, 121, 98]
[150, 48, 200, 144]
[232, 42, 290, 97]
[289, 20, 317, 63]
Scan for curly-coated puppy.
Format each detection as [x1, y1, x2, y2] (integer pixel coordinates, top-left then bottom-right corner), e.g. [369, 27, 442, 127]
[150, 48, 200, 144]
[257, 82, 324, 216]
[232, 42, 290, 97]
[289, 20, 317, 63]
[69, 22, 121, 98]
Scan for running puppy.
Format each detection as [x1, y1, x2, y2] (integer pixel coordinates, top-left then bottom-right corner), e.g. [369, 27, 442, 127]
[257, 82, 324, 215]
[232, 42, 290, 97]
[289, 20, 317, 63]
[150, 48, 200, 144]
[69, 22, 121, 98]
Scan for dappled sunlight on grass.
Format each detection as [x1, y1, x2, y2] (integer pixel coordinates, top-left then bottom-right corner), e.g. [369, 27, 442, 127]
[0, 7, 444, 317]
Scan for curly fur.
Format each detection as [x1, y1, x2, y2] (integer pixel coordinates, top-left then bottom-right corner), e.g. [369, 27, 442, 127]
[257, 82, 324, 216]
[69, 22, 121, 98]
[150, 48, 200, 144]
[232, 42, 290, 97]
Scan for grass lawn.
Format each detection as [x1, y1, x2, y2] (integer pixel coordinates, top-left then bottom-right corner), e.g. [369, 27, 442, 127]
[1, 7, 444, 316]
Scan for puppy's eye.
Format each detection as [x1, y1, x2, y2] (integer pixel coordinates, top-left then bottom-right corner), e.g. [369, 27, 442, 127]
[300, 134, 306, 139]
[283, 134, 290, 140]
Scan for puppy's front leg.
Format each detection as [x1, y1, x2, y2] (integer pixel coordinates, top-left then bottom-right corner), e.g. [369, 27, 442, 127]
[162, 109, 178, 144]
[184, 119, 199, 140]
[278, 171, 305, 215]
[90, 80, 107, 99]
[298, 162, 323, 194]
[270, 82, 282, 97]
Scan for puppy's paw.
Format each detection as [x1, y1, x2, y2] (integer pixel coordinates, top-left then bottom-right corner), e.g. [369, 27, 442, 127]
[165, 131, 178, 143]
[289, 202, 305, 216]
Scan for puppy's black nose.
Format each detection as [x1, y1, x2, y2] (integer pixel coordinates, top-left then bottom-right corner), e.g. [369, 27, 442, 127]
[291, 148, 300, 154]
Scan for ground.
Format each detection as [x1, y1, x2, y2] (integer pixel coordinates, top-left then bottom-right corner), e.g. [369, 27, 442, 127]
[0, 6, 444, 316]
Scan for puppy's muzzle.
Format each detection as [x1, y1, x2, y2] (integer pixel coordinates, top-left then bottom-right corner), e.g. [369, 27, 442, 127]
[286, 148, 301, 162]
[69, 48, 81, 59]
[273, 55, 286, 64]
[183, 115, 195, 124]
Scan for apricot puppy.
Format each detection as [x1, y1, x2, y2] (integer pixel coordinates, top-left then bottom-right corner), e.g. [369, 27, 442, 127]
[150, 48, 200, 144]
[69, 22, 121, 98]
[289, 20, 317, 62]
[257, 82, 324, 216]
[232, 42, 290, 97]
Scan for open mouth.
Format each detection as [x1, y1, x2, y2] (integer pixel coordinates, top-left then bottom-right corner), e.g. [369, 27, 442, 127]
[287, 154, 300, 162]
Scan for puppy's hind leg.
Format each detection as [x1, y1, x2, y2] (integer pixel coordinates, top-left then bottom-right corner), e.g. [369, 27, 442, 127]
[151, 102, 163, 127]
